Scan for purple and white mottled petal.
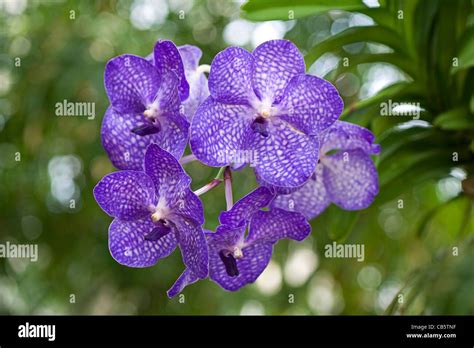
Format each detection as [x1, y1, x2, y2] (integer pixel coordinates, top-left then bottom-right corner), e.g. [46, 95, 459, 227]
[207, 225, 246, 250]
[154, 111, 189, 159]
[271, 165, 331, 220]
[219, 187, 274, 227]
[101, 107, 187, 170]
[208, 47, 255, 104]
[277, 74, 343, 135]
[321, 121, 381, 155]
[179, 45, 202, 71]
[183, 72, 209, 121]
[249, 118, 319, 187]
[209, 241, 274, 291]
[255, 171, 301, 195]
[171, 189, 204, 225]
[172, 216, 209, 278]
[144, 144, 191, 199]
[153, 40, 189, 101]
[322, 149, 379, 210]
[252, 40, 305, 103]
[190, 98, 254, 167]
[179, 45, 209, 120]
[104, 55, 160, 114]
[93, 171, 155, 221]
[109, 218, 178, 267]
[151, 71, 181, 113]
[167, 268, 200, 298]
[247, 208, 311, 244]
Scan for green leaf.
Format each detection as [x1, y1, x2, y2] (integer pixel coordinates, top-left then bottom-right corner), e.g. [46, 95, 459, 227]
[379, 148, 447, 186]
[312, 205, 360, 242]
[325, 53, 417, 80]
[305, 26, 407, 66]
[400, 0, 420, 58]
[434, 107, 474, 130]
[416, 195, 465, 238]
[241, 0, 366, 21]
[376, 157, 453, 205]
[377, 125, 435, 162]
[340, 81, 416, 119]
[357, 7, 397, 29]
[452, 27, 474, 72]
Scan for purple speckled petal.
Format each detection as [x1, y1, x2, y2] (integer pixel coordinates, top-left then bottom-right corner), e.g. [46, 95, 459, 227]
[109, 217, 177, 267]
[208, 47, 255, 104]
[104, 55, 160, 114]
[172, 216, 209, 278]
[206, 225, 245, 250]
[271, 165, 331, 220]
[190, 98, 254, 167]
[254, 171, 301, 195]
[247, 208, 311, 244]
[321, 121, 381, 155]
[155, 111, 189, 159]
[219, 187, 274, 227]
[144, 144, 191, 201]
[183, 73, 209, 121]
[208, 224, 273, 291]
[167, 268, 200, 298]
[179, 45, 202, 71]
[153, 40, 189, 101]
[252, 40, 305, 103]
[277, 74, 343, 135]
[249, 118, 319, 187]
[171, 188, 204, 225]
[152, 71, 181, 113]
[93, 170, 155, 221]
[323, 149, 379, 210]
[179, 45, 209, 121]
[101, 107, 188, 170]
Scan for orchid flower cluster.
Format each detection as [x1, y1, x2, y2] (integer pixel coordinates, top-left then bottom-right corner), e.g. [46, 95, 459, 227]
[93, 39, 380, 298]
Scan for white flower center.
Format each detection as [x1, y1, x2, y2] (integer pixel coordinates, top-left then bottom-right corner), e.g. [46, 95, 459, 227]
[150, 197, 170, 222]
[250, 96, 276, 119]
[143, 102, 161, 120]
[259, 107, 272, 118]
[232, 246, 244, 259]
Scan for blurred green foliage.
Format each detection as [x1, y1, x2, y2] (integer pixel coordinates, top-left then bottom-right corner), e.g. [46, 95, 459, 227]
[0, 0, 473, 315]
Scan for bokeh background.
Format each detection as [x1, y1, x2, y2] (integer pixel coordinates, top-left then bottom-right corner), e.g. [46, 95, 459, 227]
[0, 0, 473, 315]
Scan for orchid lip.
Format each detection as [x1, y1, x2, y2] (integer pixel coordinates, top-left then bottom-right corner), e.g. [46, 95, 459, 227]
[131, 122, 160, 136]
[219, 250, 240, 277]
[144, 221, 172, 241]
[251, 116, 269, 137]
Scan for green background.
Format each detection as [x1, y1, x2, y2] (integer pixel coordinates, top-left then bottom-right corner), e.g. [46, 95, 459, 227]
[0, 0, 473, 315]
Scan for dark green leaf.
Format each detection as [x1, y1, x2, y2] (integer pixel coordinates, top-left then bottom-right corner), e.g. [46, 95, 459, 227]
[312, 205, 360, 242]
[434, 107, 474, 130]
[325, 52, 417, 79]
[305, 26, 407, 66]
[241, 0, 367, 21]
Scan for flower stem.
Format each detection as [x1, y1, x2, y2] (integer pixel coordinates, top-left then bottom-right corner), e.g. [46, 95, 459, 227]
[214, 166, 226, 181]
[194, 179, 221, 196]
[179, 154, 197, 165]
[224, 167, 233, 210]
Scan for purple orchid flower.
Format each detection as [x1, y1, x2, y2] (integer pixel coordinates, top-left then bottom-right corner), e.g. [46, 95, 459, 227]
[93, 143, 208, 278]
[190, 39, 343, 188]
[271, 121, 381, 220]
[178, 45, 210, 121]
[101, 40, 190, 171]
[166, 187, 310, 296]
